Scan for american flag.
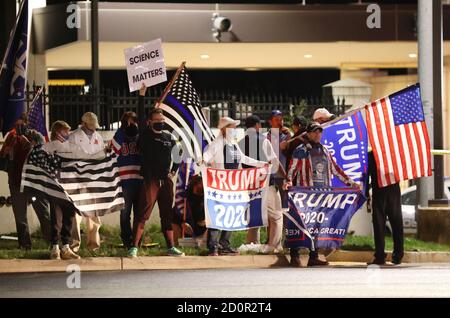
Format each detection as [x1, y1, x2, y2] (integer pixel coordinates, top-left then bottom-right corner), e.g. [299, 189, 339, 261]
[158, 65, 215, 161]
[27, 87, 48, 141]
[365, 84, 432, 187]
[22, 147, 124, 217]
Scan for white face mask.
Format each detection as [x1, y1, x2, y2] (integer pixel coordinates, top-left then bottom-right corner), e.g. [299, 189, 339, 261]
[225, 128, 237, 141]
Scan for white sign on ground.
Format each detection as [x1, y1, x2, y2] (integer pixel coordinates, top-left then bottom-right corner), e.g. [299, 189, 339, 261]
[124, 38, 167, 92]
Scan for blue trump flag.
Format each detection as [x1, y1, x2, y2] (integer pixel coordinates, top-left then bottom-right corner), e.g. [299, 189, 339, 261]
[285, 187, 366, 250]
[0, 0, 29, 136]
[321, 111, 368, 194]
[202, 165, 271, 231]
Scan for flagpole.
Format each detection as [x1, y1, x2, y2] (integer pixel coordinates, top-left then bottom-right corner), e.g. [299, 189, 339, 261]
[0, 0, 26, 78]
[154, 61, 186, 108]
[181, 159, 191, 239]
[286, 103, 367, 145]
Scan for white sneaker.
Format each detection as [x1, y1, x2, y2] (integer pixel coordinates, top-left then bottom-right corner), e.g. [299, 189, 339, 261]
[50, 246, 61, 260]
[61, 247, 81, 260]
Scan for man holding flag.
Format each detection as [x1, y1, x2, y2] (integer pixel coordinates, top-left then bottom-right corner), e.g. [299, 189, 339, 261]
[288, 122, 360, 267]
[365, 84, 432, 265]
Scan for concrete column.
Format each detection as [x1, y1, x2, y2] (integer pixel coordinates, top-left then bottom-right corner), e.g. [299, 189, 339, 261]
[418, 0, 446, 206]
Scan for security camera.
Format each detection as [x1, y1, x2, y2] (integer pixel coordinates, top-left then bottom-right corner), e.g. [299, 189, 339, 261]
[213, 15, 232, 32]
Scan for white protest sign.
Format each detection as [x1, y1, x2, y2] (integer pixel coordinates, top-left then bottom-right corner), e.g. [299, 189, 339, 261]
[124, 38, 167, 92]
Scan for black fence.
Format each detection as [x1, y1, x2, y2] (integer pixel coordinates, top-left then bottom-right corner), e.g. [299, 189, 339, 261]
[27, 84, 351, 131]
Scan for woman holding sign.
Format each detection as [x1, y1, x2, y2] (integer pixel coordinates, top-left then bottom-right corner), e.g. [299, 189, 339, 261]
[203, 117, 268, 256]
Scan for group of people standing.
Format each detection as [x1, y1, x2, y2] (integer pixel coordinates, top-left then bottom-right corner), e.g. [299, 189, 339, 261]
[0, 87, 404, 266]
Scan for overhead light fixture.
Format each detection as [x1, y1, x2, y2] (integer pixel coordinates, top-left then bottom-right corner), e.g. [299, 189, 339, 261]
[244, 67, 260, 71]
[304, 54, 313, 58]
[409, 53, 417, 58]
[200, 54, 210, 60]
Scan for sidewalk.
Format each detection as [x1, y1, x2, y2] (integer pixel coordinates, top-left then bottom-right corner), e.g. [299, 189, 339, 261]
[1, 250, 450, 273]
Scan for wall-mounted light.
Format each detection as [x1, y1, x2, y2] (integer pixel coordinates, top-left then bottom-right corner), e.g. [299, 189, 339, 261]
[304, 54, 313, 59]
[200, 54, 210, 60]
[409, 53, 417, 58]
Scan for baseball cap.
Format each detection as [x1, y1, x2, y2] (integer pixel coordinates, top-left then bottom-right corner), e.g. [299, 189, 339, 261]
[81, 112, 100, 129]
[270, 110, 283, 118]
[313, 108, 335, 122]
[306, 122, 323, 133]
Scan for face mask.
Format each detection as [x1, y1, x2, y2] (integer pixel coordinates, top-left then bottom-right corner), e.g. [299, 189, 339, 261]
[57, 132, 69, 142]
[226, 128, 237, 140]
[124, 124, 138, 137]
[152, 122, 164, 132]
[16, 124, 28, 136]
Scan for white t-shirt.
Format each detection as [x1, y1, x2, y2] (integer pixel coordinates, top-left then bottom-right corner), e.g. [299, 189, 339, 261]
[42, 139, 105, 159]
[68, 127, 104, 155]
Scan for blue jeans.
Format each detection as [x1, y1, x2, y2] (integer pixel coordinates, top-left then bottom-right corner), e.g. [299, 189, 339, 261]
[120, 182, 142, 249]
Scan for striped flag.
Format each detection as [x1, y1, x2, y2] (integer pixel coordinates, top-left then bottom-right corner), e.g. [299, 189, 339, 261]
[159, 65, 215, 161]
[21, 146, 124, 217]
[365, 84, 432, 187]
[27, 87, 48, 141]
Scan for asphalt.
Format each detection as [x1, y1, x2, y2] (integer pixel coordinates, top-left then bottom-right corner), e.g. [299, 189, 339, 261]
[1, 264, 450, 298]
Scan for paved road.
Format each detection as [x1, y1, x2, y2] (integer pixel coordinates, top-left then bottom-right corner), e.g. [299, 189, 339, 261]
[1, 264, 450, 298]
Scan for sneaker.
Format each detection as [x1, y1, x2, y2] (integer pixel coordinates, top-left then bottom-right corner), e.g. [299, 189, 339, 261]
[167, 247, 185, 257]
[128, 247, 138, 258]
[50, 246, 61, 260]
[219, 246, 239, 256]
[307, 257, 329, 267]
[61, 247, 81, 260]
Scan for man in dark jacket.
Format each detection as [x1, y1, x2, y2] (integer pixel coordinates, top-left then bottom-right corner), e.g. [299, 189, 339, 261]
[366, 150, 404, 265]
[128, 108, 184, 257]
[0, 115, 51, 249]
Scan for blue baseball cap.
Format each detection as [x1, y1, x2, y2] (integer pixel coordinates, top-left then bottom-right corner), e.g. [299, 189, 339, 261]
[270, 110, 283, 118]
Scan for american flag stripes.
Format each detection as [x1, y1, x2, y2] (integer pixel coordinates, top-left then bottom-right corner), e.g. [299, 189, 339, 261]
[22, 147, 124, 217]
[365, 84, 432, 187]
[159, 65, 215, 161]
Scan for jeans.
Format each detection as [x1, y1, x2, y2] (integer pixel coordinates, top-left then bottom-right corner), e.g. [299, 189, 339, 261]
[207, 229, 232, 252]
[9, 184, 51, 248]
[120, 183, 142, 249]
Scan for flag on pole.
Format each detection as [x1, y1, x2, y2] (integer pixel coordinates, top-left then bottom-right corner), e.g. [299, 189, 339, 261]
[365, 83, 432, 187]
[158, 64, 215, 161]
[27, 87, 48, 141]
[0, 0, 29, 136]
[21, 147, 124, 217]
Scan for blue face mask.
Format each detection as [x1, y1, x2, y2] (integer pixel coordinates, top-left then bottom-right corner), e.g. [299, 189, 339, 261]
[152, 122, 165, 132]
[16, 124, 28, 136]
[57, 132, 69, 142]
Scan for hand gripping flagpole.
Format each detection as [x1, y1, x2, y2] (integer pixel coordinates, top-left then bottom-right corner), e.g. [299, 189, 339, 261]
[286, 104, 367, 145]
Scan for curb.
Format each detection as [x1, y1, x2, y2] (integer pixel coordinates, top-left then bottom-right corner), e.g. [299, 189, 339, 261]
[1, 251, 450, 274]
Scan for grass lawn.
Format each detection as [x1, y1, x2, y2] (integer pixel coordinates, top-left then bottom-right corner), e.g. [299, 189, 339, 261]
[1, 225, 450, 259]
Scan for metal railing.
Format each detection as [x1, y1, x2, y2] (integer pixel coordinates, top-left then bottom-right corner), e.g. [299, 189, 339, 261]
[26, 85, 351, 130]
